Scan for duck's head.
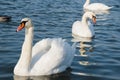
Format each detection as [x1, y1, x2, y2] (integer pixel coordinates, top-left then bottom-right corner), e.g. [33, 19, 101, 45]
[0, 15, 11, 22]
[16, 18, 33, 32]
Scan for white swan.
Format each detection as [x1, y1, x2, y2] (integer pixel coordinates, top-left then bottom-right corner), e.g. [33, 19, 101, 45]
[14, 18, 75, 76]
[72, 12, 96, 38]
[83, 0, 112, 11]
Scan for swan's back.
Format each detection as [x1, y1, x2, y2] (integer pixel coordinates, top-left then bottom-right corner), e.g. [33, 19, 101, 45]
[72, 21, 94, 37]
[85, 3, 112, 11]
[32, 38, 52, 57]
[72, 21, 82, 36]
[30, 38, 75, 75]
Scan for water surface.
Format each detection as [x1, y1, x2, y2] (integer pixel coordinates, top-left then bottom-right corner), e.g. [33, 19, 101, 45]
[0, 0, 120, 80]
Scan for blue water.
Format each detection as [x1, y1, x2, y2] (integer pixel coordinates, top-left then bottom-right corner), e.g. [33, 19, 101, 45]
[0, 0, 120, 80]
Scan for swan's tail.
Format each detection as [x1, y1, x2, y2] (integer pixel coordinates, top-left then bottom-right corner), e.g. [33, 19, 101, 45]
[108, 6, 113, 9]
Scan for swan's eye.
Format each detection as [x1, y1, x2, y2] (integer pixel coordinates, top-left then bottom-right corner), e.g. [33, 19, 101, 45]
[92, 15, 96, 19]
[20, 21, 28, 25]
[92, 15, 96, 24]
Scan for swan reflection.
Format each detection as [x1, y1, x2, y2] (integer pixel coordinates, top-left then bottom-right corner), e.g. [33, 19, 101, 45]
[72, 35, 94, 66]
[72, 35, 94, 56]
[14, 69, 71, 80]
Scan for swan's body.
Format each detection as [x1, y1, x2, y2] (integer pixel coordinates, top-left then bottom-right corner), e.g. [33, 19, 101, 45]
[72, 12, 96, 38]
[84, 0, 112, 11]
[14, 18, 75, 76]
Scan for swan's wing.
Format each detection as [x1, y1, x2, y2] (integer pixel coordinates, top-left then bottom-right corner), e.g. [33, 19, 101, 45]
[72, 21, 82, 29]
[87, 3, 111, 10]
[72, 21, 82, 35]
[32, 38, 52, 57]
[30, 38, 75, 75]
[30, 38, 53, 69]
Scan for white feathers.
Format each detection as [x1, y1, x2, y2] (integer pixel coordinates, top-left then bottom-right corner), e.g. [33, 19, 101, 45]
[30, 38, 75, 75]
[14, 18, 75, 76]
[72, 12, 96, 38]
[84, 0, 112, 11]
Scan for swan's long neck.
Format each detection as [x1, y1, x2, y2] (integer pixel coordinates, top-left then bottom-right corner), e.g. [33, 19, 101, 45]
[81, 15, 88, 26]
[84, 0, 90, 8]
[22, 27, 33, 69]
[14, 26, 33, 75]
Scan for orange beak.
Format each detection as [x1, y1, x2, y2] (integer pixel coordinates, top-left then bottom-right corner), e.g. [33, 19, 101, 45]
[16, 22, 25, 32]
[92, 16, 96, 24]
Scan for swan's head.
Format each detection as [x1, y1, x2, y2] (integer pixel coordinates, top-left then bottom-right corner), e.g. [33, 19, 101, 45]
[83, 12, 96, 24]
[16, 18, 33, 32]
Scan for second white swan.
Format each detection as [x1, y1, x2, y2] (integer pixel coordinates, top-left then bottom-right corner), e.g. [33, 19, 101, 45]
[72, 12, 96, 38]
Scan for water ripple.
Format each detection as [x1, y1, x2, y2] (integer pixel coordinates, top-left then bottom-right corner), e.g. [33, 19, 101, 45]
[0, 0, 120, 80]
